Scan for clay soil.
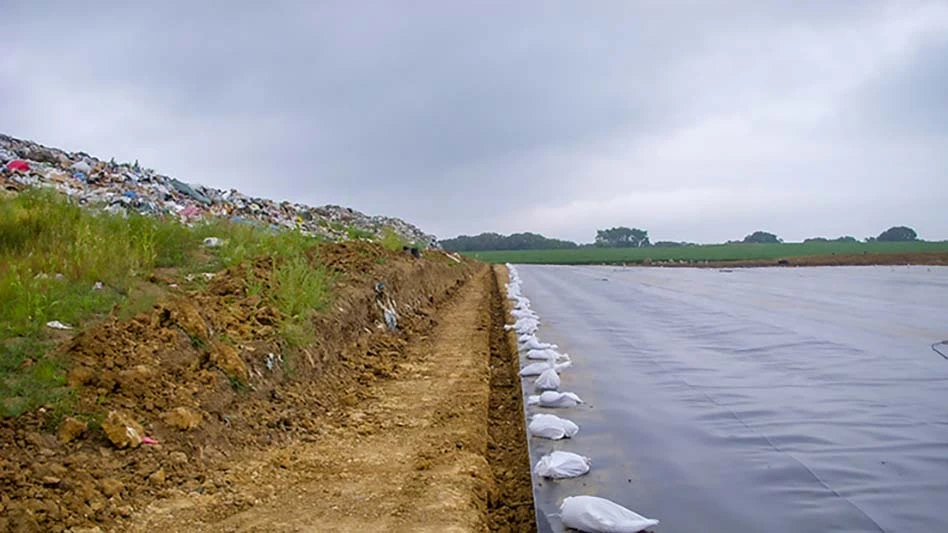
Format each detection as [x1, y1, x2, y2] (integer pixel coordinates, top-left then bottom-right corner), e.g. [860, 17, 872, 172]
[0, 244, 535, 532]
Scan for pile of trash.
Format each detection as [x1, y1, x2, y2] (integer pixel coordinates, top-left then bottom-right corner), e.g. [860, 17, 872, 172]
[506, 265, 660, 533]
[0, 133, 439, 247]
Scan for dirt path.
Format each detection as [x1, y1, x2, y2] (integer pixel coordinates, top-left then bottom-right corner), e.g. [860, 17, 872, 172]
[128, 266, 534, 532]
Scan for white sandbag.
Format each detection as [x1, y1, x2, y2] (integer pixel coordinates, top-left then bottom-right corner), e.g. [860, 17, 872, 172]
[528, 413, 579, 439]
[535, 451, 591, 479]
[520, 361, 553, 377]
[554, 361, 573, 372]
[519, 336, 557, 351]
[527, 391, 583, 407]
[559, 495, 659, 533]
[534, 368, 560, 390]
[505, 316, 539, 334]
[526, 348, 569, 361]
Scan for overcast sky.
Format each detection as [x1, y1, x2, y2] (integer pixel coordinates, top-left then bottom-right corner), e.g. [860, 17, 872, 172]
[3, 1, 947, 243]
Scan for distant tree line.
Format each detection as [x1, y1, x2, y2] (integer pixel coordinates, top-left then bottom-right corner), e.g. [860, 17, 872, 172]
[440, 225, 921, 252]
[439, 232, 578, 252]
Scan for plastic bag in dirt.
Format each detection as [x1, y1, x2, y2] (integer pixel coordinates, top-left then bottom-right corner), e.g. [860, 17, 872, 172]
[535, 451, 591, 479]
[520, 361, 553, 376]
[527, 391, 583, 407]
[559, 495, 659, 533]
[526, 348, 569, 362]
[528, 413, 579, 439]
[534, 367, 560, 390]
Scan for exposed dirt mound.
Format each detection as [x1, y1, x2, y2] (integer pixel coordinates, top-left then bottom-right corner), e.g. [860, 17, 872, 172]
[0, 243, 478, 532]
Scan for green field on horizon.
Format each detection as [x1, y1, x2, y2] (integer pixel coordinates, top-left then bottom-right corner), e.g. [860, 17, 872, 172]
[463, 241, 948, 264]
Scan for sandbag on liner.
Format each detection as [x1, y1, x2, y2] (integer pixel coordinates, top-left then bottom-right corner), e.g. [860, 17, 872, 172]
[534, 367, 560, 390]
[535, 451, 591, 479]
[528, 413, 579, 439]
[559, 495, 659, 533]
[527, 391, 583, 407]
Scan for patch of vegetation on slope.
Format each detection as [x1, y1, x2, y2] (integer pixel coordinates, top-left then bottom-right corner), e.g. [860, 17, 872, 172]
[0, 189, 331, 417]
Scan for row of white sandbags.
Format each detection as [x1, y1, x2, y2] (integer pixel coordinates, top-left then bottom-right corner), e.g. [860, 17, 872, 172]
[505, 264, 659, 533]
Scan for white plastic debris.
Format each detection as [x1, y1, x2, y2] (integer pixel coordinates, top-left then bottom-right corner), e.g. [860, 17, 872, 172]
[46, 320, 73, 330]
[527, 391, 583, 407]
[203, 237, 223, 247]
[528, 413, 579, 439]
[70, 161, 92, 173]
[559, 495, 659, 533]
[535, 451, 591, 479]
[93, 281, 104, 291]
[534, 367, 561, 390]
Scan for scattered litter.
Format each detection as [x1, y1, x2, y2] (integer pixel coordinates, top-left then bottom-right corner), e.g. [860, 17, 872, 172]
[535, 451, 591, 479]
[141, 436, 160, 445]
[534, 367, 561, 390]
[203, 237, 223, 247]
[528, 413, 579, 439]
[45, 320, 73, 330]
[265, 352, 283, 371]
[93, 281, 104, 291]
[374, 281, 399, 331]
[527, 391, 583, 408]
[559, 495, 659, 533]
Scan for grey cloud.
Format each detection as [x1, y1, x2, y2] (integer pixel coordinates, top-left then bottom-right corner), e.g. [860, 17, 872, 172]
[2, 1, 947, 242]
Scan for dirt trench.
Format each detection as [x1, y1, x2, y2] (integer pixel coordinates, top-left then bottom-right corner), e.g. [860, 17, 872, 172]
[122, 265, 534, 532]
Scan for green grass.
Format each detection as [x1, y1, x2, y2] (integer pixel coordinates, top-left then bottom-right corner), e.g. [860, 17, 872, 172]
[0, 189, 335, 417]
[464, 241, 948, 265]
[379, 226, 408, 252]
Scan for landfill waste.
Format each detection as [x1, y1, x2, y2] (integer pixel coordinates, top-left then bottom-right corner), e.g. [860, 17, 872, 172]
[45, 320, 73, 330]
[203, 237, 223, 247]
[534, 367, 561, 390]
[528, 413, 579, 440]
[559, 495, 659, 533]
[534, 451, 591, 479]
[0, 133, 440, 247]
[527, 391, 584, 408]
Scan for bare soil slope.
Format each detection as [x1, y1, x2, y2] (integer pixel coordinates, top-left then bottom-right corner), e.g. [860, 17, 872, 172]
[1, 245, 534, 532]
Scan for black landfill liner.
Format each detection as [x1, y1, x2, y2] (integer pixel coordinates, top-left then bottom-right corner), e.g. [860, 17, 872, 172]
[517, 264, 948, 533]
